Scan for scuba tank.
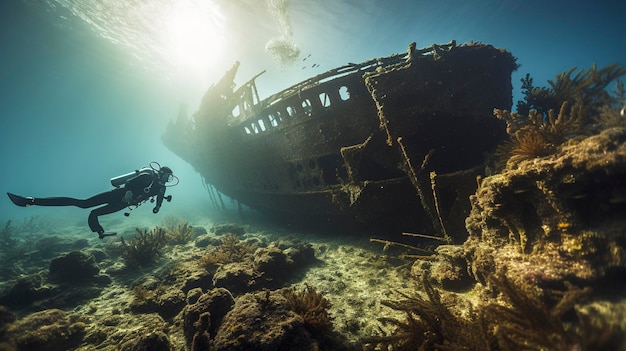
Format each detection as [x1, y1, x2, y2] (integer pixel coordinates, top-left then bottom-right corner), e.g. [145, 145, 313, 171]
[110, 167, 154, 188]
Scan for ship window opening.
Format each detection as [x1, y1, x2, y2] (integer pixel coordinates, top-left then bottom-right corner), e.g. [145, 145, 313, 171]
[232, 105, 241, 118]
[258, 119, 267, 131]
[251, 123, 259, 134]
[296, 163, 303, 172]
[269, 113, 279, 127]
[339, 86, 350, 101]
[319, 92, 331, 107]
[287, 106, 296, 117]
[244, 126, 252, 134]
[275, 110, 284, 122]
[302, 99, 312, 116]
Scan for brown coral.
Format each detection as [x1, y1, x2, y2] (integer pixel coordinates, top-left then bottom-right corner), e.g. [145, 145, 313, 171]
[198, 233, 257, 271]
[494, 101, 585, 169]
[365, 277, 491, 351]
[166, 220, 194, 244]
[120, 227, 167, 267]
[482, 274, 623, 351]
[282, 285, 333, 334]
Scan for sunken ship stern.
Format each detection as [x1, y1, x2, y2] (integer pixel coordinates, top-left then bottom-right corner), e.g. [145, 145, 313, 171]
[164, 41, 517, 236]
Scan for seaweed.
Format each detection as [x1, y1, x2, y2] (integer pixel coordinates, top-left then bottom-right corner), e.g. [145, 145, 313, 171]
[198, 233, 257, 269]
[120, 227, 167, 267]
[496, 64, 626, 170]
[366, 272, 623, 351]
[0, 221, 18, 249]
[365, 277, 493, 351]
[494, 100, 585, 169]
[595, 81, 626, 128]
[516, 64, 626, 116]
[217, 233, 256, 261]
[17, 216, 56, 237]
[165, 220, 194, 245]
[483, 274, 622, 351]
[198, 250, 231, 270]
[282, 285, 333, 334]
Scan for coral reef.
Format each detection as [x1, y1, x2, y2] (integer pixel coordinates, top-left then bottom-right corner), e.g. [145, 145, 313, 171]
[365, 276, 488, 351]
[0, 273, 52, 310]
[365, 271, 625, 351]
[208, 240, 316, 295]
[199, 233, 257, 268]
[5, 309, 87, 351]
[119, 331, 171, 351]
[0, 221, 17, 249]
[466, 127, 626, 284]
[411, 245, 473, 291]
[180, 285, 349, 350]
[494, 101, 585, 169]
[495, 63, 626, 170]
[81, 312, 171, 351]
[481, 274, 621, 350]
[48, 251, 100, 283]
[0, 251, 110, 312]
[120, 227, 167, 267]
[181, 287, 235, 348]
[211, 261, 259, 295]
[368, 65, 626, 348]
[129, 284, 185, 320]
[210, 289, 348, 351]
[211, 223, 246, 236]
[0, 306, 16, 350]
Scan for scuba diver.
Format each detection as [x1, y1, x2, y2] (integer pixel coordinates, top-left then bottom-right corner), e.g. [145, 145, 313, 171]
[6, 162, 178, 239]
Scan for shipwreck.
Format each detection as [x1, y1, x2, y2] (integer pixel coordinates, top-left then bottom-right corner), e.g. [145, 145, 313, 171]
[163, 41, 517, 239]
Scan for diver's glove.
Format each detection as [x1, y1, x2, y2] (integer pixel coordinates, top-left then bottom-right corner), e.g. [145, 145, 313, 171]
[123, 190, 133, 204]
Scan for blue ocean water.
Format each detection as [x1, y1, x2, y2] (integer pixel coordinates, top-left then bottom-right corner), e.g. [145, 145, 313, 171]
[0, 2, 625, 350]
[0, 0, 624, 227]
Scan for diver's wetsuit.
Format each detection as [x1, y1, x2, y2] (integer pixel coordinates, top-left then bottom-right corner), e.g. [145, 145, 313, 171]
[7, 172, 167, 237]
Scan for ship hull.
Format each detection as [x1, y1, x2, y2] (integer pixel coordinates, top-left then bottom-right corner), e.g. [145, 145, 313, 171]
[164, 42, 517, 238]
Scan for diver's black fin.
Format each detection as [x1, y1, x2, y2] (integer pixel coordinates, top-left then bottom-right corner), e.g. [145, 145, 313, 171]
[7, 193, 34, 207]
[98, 232, 117, 239]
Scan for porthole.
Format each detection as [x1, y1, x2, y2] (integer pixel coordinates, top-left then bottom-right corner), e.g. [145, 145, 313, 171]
[287, 106, 296, 117]
[232, 105, 241, 118]
[319, 92, 331, 107]
[269, 113, 278, 127]
[302, 99, 312, 116]
[339, 86, 350, 101]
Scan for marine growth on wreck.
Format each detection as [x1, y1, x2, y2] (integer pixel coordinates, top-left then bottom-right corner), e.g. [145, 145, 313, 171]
[163, 41, 518, 238]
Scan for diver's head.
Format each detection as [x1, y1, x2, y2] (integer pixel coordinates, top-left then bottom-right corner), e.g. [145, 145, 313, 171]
[158, 166, 174, 184]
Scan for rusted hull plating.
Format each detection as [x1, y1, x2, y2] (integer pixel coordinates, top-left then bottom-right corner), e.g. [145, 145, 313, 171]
[163, 41, 517, 236]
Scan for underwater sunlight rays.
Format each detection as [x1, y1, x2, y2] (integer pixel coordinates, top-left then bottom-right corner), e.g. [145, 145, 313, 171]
[35, 0, 228, 81]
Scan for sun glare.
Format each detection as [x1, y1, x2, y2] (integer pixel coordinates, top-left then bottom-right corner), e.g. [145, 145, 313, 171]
[45, 0, 229, 84]
[160, 2, 226, 76]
